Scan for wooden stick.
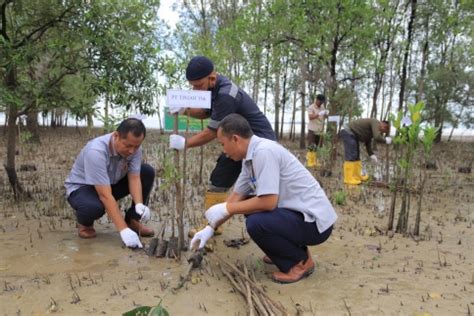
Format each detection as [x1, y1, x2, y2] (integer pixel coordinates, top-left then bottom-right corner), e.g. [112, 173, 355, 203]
[244, 264, 255, 316]
[213, 254, 288, 315]
[226, 265, 269, 316]
[219, 265, 246, 296]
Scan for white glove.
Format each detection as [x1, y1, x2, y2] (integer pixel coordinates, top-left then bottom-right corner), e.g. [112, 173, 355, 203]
[190, 225, 214, 250]
[205, 202, 229, 228]
[385, 137, 392, 145]
[319, 110, 328, 116]
[370, 154, 379, 164]
[169, 134, 186, 150]
[135, 203, 151, 222]
[120, 228, 143, 248]
[169, 107, 186, 115]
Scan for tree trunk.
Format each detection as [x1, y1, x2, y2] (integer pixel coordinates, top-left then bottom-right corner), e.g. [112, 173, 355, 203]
[4, 64, 28, 199]
[290, 89, 297, 141]
[416, 15, 430, 104]
[26, 110, 41, 144]
[398, 0, 417, 112]
[263, 49, 270, 115]
[279, 58, 289, 139]
[273, 69, 280, 141]
[299, 56, 307, 149]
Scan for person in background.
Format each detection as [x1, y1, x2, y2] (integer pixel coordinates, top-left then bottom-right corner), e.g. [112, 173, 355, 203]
[169, 55, 276, 213]
[65, 118, 155, 248]
[307, 94, 328, 148]
[190, 114, 337, 284]
[339, 118, 391, 185]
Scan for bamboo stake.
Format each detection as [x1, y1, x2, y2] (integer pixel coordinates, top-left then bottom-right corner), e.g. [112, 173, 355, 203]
[173, 113, 184, 258]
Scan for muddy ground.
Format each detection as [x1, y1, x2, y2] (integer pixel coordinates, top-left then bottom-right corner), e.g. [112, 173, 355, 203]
[0, 127, 473, 316]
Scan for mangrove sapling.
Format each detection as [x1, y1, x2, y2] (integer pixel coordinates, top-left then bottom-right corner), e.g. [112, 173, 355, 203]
[387, 102, 436, 235]
[414, 126, 438, 236]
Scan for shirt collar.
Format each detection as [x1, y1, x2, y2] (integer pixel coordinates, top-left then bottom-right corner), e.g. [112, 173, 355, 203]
[244, 135, 263, 162]
[107, 133, 119, 157]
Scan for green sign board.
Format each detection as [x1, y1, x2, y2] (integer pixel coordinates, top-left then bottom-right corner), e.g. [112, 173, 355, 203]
[163, 107, 209, 132]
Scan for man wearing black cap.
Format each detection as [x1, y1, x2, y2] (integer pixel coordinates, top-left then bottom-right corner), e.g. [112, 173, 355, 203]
[170, 55, 276, 211]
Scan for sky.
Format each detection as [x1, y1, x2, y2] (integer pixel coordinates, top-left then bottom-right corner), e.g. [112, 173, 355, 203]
[158, 1, 179, 29]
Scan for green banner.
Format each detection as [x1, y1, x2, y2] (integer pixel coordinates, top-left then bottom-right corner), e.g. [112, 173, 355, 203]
[164, 107, 208, 132]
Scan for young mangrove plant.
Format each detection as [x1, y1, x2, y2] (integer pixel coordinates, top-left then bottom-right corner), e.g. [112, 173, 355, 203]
[387, 102, 438, 236]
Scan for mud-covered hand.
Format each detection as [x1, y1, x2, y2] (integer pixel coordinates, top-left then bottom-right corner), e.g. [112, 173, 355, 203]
[190, 225, 214, 249]
[135, 203, 151, 222]
[170, 134, 186, 150]
[385, 137, 392, 145]
[120, 228, 143, 248]
[370, 154, 379, 164]
[205, 202, 229, 228]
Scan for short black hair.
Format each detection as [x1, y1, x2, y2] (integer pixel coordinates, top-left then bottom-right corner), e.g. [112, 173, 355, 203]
[116, 118, 146, 138]
[218, 114, 254, 139]
[316, 94, 326, 102]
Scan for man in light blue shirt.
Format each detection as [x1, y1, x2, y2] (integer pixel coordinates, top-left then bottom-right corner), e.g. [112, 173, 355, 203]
[191, 114, 338, 284]
[65, 118, 155, 248]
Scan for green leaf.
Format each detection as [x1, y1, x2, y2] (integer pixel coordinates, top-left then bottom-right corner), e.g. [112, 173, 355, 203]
[122, 306, 152, 316]
[148, 306, 170, 316]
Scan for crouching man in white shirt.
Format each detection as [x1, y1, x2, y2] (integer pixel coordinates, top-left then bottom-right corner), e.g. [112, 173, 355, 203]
[191, 113, 338, 284]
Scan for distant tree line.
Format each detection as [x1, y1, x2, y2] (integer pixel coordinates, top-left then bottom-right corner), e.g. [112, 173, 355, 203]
[1, 0, 472, 198]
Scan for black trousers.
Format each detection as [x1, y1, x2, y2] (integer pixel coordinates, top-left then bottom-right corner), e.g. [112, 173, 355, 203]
[307, 130, 322, 148]
[67, 163, 155, 226]
[246, 208, 333, 272]
[209, 153, 242, 189]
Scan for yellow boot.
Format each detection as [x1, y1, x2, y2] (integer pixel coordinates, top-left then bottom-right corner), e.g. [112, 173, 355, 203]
[355, 160, 369, 181]
[343, 161, 361, 185]
[306, 151, 317, 168]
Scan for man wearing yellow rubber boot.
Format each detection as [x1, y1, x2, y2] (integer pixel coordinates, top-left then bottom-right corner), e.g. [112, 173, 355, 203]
[339, 118, 391, 185]
[169, 56, 276, 230]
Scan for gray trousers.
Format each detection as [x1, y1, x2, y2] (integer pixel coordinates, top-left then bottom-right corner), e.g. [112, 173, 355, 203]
[339, 129, 360, 161]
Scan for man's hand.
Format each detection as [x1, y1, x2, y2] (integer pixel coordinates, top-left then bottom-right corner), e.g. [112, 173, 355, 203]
[120, 228, 143, 248]
[385, 137, 392, 145]
[170, 134, 186, 150]
[169, 107, 186, 115]
[205, 202, 229, 227]
[370, 154, 379, 164]
[190, 225, 214, 250]
[135, 203, 151, 222]
[319, 110, 329, 117]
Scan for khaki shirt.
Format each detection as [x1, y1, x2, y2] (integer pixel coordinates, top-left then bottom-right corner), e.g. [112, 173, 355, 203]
[307, 103, 326, 133]
[348, 118, 386, 156]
